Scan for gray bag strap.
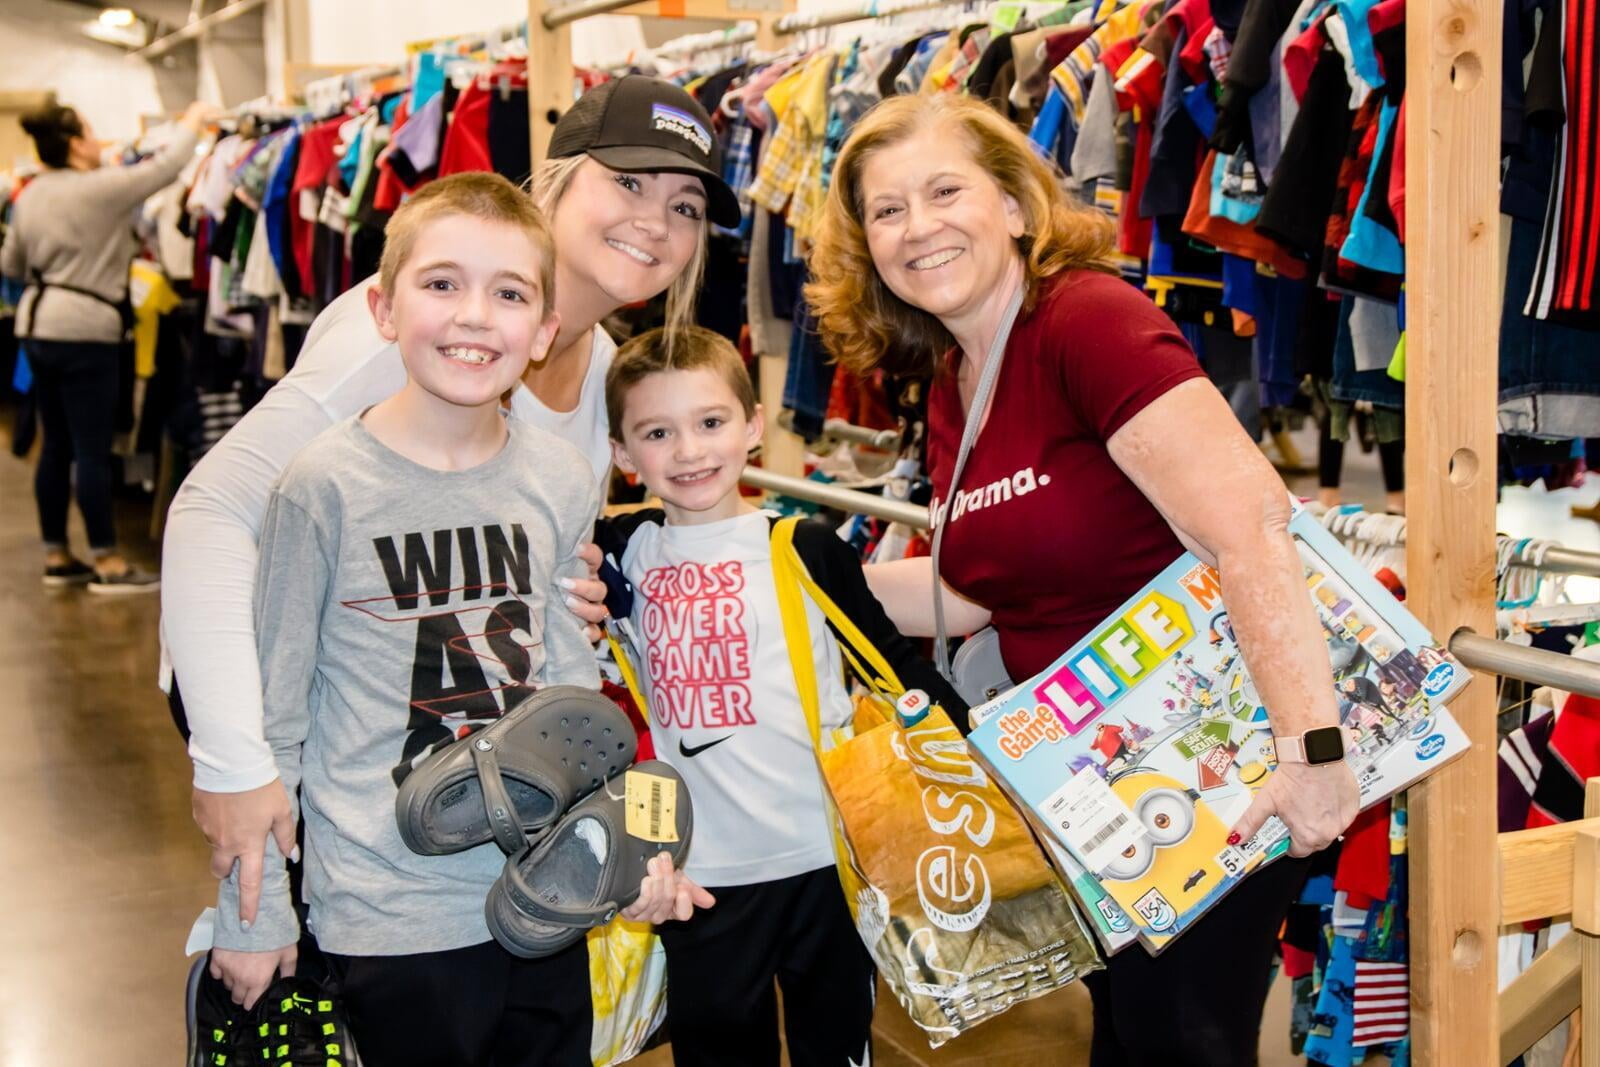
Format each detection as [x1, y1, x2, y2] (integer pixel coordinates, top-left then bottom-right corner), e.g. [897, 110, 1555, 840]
[932, 282, 1026, 680]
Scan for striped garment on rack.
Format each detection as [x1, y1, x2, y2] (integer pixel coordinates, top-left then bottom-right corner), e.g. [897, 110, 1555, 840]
[1524, 0, 1600, 326]
[1350, 960, 1409, 1048]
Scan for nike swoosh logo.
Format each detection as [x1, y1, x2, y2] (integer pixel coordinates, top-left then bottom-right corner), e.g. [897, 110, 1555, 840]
[679, 735, 733, 758]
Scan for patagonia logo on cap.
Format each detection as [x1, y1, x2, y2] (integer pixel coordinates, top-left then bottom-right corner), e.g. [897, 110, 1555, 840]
[651, 104, 711, 155]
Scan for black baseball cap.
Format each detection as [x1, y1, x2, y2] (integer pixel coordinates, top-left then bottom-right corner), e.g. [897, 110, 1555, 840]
[549, 76, 742, 229]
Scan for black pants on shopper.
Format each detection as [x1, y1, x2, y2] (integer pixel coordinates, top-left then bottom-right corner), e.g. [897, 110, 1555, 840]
[1084, 854, 1310, 1066]
[27, 340, 122, 552]
[322, 937, 592, 1067]
[657, 865, 875, 1067]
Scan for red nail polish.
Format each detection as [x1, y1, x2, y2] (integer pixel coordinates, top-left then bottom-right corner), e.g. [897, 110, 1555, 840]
[1227, 832, 1241, 846]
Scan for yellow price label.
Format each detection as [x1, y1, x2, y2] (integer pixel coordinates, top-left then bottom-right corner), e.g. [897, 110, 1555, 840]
[624, 770, 679, 843]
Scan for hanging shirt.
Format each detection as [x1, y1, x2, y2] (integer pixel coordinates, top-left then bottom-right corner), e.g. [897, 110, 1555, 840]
[926, 270, 1206, 681]
[1524, 0, 1600, 326]
[290, 118, 344, 303]
[129, 259, 179, 378]
[748, 52, 835, 246]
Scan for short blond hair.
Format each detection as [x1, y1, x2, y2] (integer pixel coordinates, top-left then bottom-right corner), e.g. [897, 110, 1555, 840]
[378, 172, 556, 313]
[806, 94, 1118, 377]
[606, 325, 756, 440]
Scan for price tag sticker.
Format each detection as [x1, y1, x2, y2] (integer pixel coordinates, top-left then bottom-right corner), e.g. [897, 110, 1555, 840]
[992, 2, 1025, 32]
[624, 770, 679, 843]
[1041, 769, 1145, 871]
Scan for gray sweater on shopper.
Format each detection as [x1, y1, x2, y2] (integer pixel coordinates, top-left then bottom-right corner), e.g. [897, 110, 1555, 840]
[0, 126, 197, 343]
[213, 414, 602, 957]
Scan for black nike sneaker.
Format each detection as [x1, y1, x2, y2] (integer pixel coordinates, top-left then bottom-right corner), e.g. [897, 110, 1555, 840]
[187, 954, 247, 1067]
[237, 976, 360, 1066]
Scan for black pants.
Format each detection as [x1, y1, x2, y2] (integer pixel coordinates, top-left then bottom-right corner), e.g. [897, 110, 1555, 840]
[1084, 854, 1309, 1066]
[1319, 428, 1405, 495]
[27, 339, 122, 551]
[322, 937, 592, 1067]
[657, 866, 874, 1067]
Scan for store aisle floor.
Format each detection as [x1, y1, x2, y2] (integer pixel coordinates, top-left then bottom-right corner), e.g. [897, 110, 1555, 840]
[0, 450, 209, 1063]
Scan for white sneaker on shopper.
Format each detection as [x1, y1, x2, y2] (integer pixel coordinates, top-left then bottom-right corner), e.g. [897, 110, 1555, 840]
[87, 565, 161, 595]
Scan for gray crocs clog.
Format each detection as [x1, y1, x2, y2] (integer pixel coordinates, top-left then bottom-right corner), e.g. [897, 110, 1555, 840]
[395, 686, 637, 856]
[485, 760, 694, 959]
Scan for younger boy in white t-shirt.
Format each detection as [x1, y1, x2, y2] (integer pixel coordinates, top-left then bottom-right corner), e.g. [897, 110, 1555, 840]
[601, 325, 967, 1066]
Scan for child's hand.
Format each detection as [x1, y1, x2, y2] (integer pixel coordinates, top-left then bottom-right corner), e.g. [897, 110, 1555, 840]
[620, 852, 716, 924]
[564, 542, 609, 643]
[210, 944, 297, 1010]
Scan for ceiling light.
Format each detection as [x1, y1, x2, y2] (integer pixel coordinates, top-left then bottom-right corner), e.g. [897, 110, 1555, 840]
[98, 8, 136, 28]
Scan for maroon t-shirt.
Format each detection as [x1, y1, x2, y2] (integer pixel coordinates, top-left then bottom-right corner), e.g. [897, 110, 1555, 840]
[928, 269, 1207, 681]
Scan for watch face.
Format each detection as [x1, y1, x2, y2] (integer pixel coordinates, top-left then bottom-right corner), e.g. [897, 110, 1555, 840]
[1303, 726, 1347, 765]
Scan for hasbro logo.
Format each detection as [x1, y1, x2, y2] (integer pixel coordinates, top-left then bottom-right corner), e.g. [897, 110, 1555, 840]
[1409, 715, 1436, 738]
[1422, 663, 1457, 698]
[1416, 733, 1447, 760]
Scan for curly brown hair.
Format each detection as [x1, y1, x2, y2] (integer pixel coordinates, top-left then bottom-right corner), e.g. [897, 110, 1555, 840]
[806, 94, 1118, 377]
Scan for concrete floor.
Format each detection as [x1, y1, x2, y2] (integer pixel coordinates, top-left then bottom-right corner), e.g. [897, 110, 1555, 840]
[0, 434, 1317, 1065]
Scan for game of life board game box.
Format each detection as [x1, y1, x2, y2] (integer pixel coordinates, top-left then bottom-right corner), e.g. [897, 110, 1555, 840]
[967, 504, 1472, 953]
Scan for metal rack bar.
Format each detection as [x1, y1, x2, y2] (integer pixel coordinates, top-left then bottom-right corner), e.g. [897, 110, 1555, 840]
[1320, 508, 1600, 578]
[132, 0, 269, 59]
[1518, 545, 1600, 579]
[1448, 629, 1600, 699]
[772, 0, 969, 34]
[543, 0, 648, 30]
[775, 411, 902, 450]
[649, 21, 758, 57]
[739, 468, 930, 527]
[822, 418, 901, 450]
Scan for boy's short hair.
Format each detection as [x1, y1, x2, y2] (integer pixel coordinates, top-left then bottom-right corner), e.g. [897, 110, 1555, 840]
[606, 326, 757, 440]
[377, 172, 556, 313]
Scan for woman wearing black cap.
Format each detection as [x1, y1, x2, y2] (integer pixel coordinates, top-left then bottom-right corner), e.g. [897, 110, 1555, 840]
[159, 77, 737, 1029]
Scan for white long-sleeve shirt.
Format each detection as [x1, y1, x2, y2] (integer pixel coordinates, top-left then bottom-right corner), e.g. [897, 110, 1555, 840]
[161, 279, 616, 791]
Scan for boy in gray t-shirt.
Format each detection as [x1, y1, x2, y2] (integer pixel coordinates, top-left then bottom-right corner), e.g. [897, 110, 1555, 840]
[209, 173, 600, 1064]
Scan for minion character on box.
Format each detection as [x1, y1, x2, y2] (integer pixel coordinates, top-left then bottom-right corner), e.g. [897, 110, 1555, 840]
[1097, 771, 1232, 933]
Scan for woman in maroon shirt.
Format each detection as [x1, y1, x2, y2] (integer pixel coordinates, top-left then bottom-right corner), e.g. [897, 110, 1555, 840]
[809, 94, 1360, 1065]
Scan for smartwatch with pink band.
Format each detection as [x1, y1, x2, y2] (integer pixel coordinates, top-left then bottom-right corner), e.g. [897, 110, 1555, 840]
[1273, 725, 1353, 766]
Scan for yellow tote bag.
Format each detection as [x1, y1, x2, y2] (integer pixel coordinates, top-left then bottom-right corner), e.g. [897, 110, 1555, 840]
[588, 636, 668, 1067]
[769, 518, 1102, 1048]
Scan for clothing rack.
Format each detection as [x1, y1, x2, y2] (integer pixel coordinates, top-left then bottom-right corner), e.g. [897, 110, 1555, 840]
[524, 0, 796, 164]
[739, 468, 931, 527]
[632, 20, 760, 65]
[776, 411, 903, 451]
[1318, 507, 1600, 579]
[771, 0, 976, 35]
[300, 63, 409, 116]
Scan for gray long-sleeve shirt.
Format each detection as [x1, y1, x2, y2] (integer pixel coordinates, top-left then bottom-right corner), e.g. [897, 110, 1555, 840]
[0, 126, 198, 343]
[214, 414, 602, 956]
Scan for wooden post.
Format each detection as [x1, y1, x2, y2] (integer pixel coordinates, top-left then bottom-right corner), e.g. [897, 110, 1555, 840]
[1580, 783, 1600, 1065]
[1403, 0, 1502, 1053]
[526, 0, 574, 164]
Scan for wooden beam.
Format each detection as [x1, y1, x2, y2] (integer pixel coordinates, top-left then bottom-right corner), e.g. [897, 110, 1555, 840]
[1499, 819, 1600, 925]
[1583, 784, 1600, 1067]
[526, 0, 575, 165]
[1501, 933, 1582, 1066]
[1403, 0, 1502, 1048]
